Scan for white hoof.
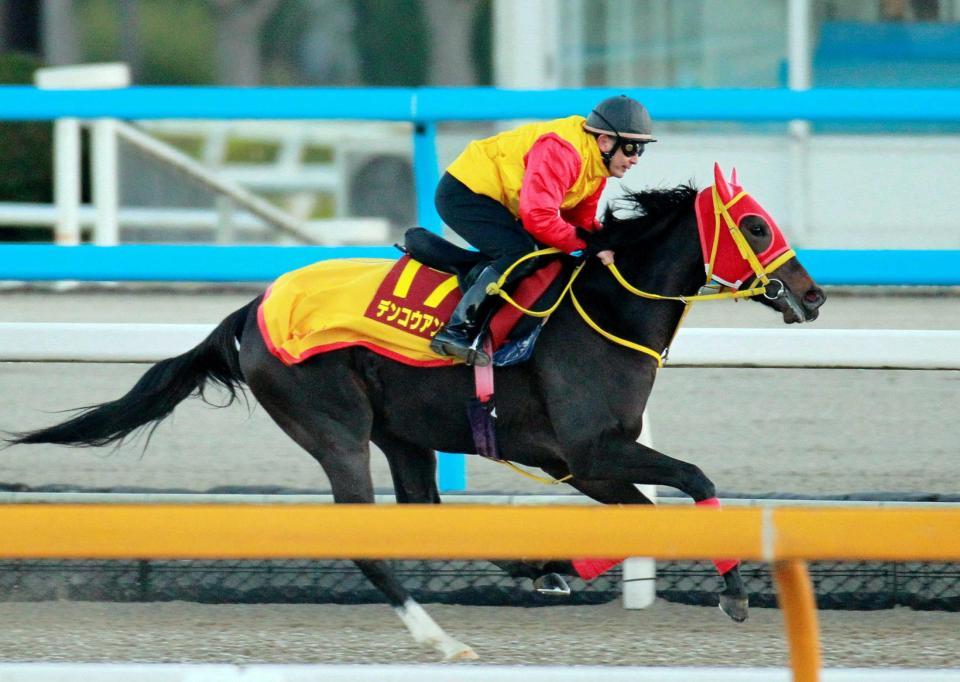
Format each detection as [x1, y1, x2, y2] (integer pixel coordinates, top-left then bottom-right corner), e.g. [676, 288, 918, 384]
[395, 598, 478, 661]
[444, 643, 479, 661]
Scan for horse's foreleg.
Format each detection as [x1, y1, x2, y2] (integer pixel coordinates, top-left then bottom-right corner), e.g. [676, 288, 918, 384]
[563, 445, 749, 621]
[568, 439, 716, 501]
[372, 434, 482, 650]
[320, 455, 476, 661]
[719, 564, 749, 623]
[352, 560, 477, 659]
[247, 356, 476, 660]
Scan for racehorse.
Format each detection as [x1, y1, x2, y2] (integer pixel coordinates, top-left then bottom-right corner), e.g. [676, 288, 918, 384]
[5, 165, 825, 660]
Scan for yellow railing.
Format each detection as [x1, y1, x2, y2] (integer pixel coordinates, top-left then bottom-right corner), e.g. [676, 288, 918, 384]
[2, 504, 959, 681]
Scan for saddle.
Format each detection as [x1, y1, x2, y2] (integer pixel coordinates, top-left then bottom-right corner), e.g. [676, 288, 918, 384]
[401, 227, 569, 364]
[257, 228, 569, 370]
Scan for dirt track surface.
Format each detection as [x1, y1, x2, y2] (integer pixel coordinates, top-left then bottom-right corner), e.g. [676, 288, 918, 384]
[0, 288, 958, 670]
[0, 599, 957, 668]
[1, 288, 957, 495]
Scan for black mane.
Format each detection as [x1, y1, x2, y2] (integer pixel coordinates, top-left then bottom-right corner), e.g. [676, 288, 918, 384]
[599, 184, 698, 251]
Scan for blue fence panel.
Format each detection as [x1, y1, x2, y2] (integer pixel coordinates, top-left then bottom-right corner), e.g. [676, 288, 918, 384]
[3, 86, 960, 122]
[798, 250, 960, 286]
[0, 245, 395, 282]
[1, 245, 958, 285]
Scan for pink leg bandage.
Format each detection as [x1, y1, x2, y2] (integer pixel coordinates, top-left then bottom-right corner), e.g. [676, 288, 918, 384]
[571, 557, 624, 580]
[695, 496, 741, 575]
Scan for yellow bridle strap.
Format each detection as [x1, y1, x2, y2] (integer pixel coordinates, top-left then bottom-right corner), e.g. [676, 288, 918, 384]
[746, 249, 797, 289]
[486, 247, 665, 364]
[604, 261, 766, 303]
[713, 187, 776, 287]
[569, 289, 665, 366]
[486, 202, 787, 364]
[486, 247, 587, 318]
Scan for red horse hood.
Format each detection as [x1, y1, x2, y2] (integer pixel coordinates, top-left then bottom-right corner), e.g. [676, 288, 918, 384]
[695, 163, 791, 289]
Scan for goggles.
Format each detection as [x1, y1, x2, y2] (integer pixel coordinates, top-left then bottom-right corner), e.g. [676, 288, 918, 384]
[616, 139, 646, 158]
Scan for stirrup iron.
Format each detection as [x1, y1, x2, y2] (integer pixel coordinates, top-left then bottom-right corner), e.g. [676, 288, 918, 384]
[533, 573, 571, 597]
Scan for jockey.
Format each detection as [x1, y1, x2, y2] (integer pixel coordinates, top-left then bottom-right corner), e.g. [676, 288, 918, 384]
[430, 94, 657, 366]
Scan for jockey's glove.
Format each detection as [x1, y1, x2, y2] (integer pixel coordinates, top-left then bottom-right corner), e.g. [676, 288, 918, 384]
[575, 227, 611, 260]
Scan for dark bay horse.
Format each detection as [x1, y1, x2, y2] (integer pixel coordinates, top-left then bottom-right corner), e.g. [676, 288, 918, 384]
[6, 166, 825, 660]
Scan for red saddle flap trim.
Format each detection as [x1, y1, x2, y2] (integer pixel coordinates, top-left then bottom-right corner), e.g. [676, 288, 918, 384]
[488, 259, 564, 349]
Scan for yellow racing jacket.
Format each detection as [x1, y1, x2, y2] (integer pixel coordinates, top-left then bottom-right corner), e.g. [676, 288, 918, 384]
[446, 115, 609, 253]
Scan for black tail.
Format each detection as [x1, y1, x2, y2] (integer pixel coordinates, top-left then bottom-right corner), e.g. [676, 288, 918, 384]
[6, 298, 259, 449]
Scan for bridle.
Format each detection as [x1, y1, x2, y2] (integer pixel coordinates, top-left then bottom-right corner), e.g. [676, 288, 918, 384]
[487, 182, 797, 367]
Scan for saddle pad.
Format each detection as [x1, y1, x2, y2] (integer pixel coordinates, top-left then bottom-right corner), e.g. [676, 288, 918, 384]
[258, 255, 564, 368]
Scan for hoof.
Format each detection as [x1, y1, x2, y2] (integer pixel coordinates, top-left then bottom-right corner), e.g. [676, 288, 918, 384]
[533, 573, 571, 597]
[446, 646, 479, 661]
[719, 594, 749, 623]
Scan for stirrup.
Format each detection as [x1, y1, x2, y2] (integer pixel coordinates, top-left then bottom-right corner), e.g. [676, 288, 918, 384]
[464, 340, 491, 367]
[533, 573, 571, 597]
[430, 336, 491, 367]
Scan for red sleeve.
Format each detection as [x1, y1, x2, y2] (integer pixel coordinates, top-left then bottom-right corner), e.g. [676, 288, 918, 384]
[518, 134, 588, 253]
[561, 179, 606, 232]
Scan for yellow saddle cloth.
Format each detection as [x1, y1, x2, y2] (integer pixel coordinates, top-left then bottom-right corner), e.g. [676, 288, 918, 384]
[257, 255, 462, 367]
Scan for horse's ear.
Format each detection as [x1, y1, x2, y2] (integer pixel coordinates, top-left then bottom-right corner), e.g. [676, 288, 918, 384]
[730, 167, 740, 188]
[713, 162, 733, 202]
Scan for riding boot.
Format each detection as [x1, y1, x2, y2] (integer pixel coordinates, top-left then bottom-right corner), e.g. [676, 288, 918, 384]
[430, 265, 502, 366]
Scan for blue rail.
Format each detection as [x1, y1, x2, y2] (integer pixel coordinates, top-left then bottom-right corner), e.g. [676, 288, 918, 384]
[3, 86, 960, 122]
[11, 85, 960, 238]
[1, 245, 958, 286]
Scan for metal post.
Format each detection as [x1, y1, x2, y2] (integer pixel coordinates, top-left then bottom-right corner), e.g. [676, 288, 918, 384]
[51, 118, 82, 245]
[413, 119, 465, 491]
[493, 0, 560, 88]
[787, 0, 812, 243]
[92, 118, 120, 245]
[412, 121, 442, 234]
[437, 452, 467, 493]
[215, 196, 236, 244]
[35, 63, 132, 247]
[623, 407, 657, 609]
[773, 559, 822, 681]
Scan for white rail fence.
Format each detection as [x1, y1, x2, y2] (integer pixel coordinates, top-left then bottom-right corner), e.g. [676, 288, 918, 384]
[29, 63, 398, 247]
[1, 324, 957, 368]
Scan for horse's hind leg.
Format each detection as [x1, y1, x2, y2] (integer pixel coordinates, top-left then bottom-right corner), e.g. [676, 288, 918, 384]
[242, 353, 476, 659]
[374, 430, 441, 504]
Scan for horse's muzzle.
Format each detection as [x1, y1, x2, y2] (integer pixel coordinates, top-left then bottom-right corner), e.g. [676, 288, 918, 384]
[801, 286, 826, 322]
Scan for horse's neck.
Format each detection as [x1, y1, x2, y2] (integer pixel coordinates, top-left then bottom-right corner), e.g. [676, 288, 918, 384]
[577, 213, 703, 358]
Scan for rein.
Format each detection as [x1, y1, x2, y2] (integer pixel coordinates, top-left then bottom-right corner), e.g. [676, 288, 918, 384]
[487, 184, 795, 367]
[477, 181, 796, 487]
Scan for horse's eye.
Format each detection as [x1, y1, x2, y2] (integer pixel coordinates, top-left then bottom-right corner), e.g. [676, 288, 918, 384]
[749, 225, 765, 237]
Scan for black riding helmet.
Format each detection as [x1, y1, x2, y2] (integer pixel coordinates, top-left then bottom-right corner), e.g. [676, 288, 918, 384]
[584, 95, 657, 165]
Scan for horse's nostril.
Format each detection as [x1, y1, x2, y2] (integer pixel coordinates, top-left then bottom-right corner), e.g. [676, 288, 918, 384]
[803, 289, 825, 308]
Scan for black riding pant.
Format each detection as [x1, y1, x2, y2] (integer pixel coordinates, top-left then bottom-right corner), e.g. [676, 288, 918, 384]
[435, 172, 539, 282]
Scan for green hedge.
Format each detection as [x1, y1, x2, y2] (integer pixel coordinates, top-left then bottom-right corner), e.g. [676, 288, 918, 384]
[0, 52, 53, 241]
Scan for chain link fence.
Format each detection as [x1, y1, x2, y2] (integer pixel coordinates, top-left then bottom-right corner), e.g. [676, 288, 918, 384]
[1, 559, 957, 611]
[2, 485, 957, 611]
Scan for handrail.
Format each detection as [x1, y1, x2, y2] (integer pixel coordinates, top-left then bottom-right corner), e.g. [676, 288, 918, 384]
[1, 86, 960, 122]
[2, 323, 957, 369]
[1, 504, 956, 561]
[0, 244, 958, 285]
